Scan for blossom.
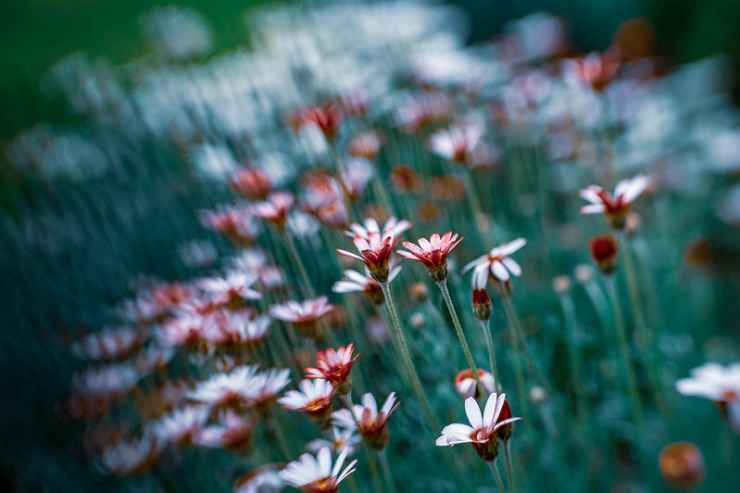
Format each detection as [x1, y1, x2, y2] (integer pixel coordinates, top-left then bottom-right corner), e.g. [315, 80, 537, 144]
[348, 130, 381, 160]
[294, 105, 341, 141]
[340, 158, 374, 201]
[279, 379, 337, 428]
[187, 365, 260, 407]
[337, 217, 411, 283]
[198, 271, 262, 305]
[280, 447, 357, 493]
[100, 436, 163, 476]
[587, 233, 619, 274]
[155, 313, 208, 348]
[229, 166, 272, 200]
[472, 288, 492, 321]
[428, 123, 484, 164]
[579, 174, 651, 229]
[306, 428, 362, 456]
[332, 392, 399, 450]
[148, 405, 209, 446]
[270, 296, 334, 338]
[195, 409, 257, 451]
[242, 368, 291, 409]
[676, 362, 740, 433]
[462, 238, 527, 290]
[331, 261, 401, 305]
[72, 326, 140, 361]
[455, 369, 496, 399]
[72, 363, 140, 399]
[252, 191, 294, 228]
[234, 466, 284, 493]
[199, 204, 262, 244]
[305, 344, 358, 395]
[398, 232, 464, 282]
[436, 393, 522, 462]
[201, 312, 271, 348]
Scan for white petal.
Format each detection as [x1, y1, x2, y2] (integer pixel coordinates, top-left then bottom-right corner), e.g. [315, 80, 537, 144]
[465, 397, 483, 428]
[501, 257, 522, 277]
[491, 261, 509, 282]
[482, 392, 499, 426]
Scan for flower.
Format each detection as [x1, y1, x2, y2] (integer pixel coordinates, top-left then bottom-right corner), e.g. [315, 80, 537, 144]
[201, 312, 271, 348]
[234, 466, 284, 493]
[436, 393, 522, 462]
[72, 363, 140, 399]
[198, 271, 262, 306]
[252, 191, 295, 229]
[398, 232, 464, 282]
[242, 368, 291, 409]
[280, 447, 357, 493]
[332, 392, 399, 450]
[229, 166, 272, 200]
[675, 362, 740, 433]
[455, 369, 496, 399]
[199, 204, 262, 244]
[579, 174, 651, 229]
[659, 442, 706, 490]
[462, 238, 527, 291]
[100, 436, 163, 476]
[270, 296, 334, 338]
[147, 405, 209, 446]
[306, 428, 362, 456]
[587, 233, 619, 274]
[187, 365, 260, 407]
[472, 288, 492, 321]
[195, 409, 257, 451]
[348, 130, 381, 160]
[337, 217, 411, 282]
[305, 344, 359, 395]
[294, 105, 341, 141]
[279, 379, 337, 428]
[331, 260, 401, 305]
[428, 123, 484, 164]
[340, 158, 374, 201]
[72, 326, 140, 362]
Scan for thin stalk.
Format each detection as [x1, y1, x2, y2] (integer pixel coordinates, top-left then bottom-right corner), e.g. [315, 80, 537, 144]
[558, 293, 586, 416]
[503, 441, 517, 493]
[266, 413, 293, 461]
[489, 460, 508, 493]
[437, 279, 484, 395]
[284, 232, 317, 298]
[480, 319, 500, 392]
[604, 276, 643, 426]
[380, 282, 439, 431]
[377, 449, 398, 493]
[501, 293, 554, 396]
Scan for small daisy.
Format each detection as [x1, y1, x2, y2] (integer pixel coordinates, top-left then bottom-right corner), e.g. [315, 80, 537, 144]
[195, 409, 257, 451]
[436, 393, 522, 462]
[100, 436, 163, 476]
[579, 174, 652, 229]
[305, 344, 359, 395]
[243, 368, 291, 409]
[455, 369, 496, 399]
[279, 379, 337, 428]
[332, 261, 401, 305]
[155, 313, 207, 348]
[295, 105, 341, 141]
[337, 217, 411, 283]
[398, 232, 464, 282]
[280, 447, 357, 493]
[187, 365, 260, 407]
[340, 158, 374, 201]
[462, 238, 527, 291]
[72, 363, 140, 399]
[199, 271, 262, 306]
[332, 392, 399, 450]
[428, 123, 485, 165]
[676, 362, 740, 433]
[229, 166, 272, 200]
[348, 130, 381, 161]
[234, 466, 284, 493]
[148, 405, 209, 446]
[72, 326, 140, 362]
[270, 296, 334, 338]
[199, 204, 262, 244]
[251, 191, 295, 229]
[202, 312, 271, 348]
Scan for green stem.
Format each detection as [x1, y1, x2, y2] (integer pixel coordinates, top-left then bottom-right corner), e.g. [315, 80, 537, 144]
[605, 276, 643, 426]
[558, 293, 586, 416]
[284, 232, 317, 299]
[377, 449, 397, 493]
[380, 282, 439, 431]
[480, 319, 500, 392]
[489, 460, 508, 493]
[503, 441, 517, 493]
[437, 280, 484, 395]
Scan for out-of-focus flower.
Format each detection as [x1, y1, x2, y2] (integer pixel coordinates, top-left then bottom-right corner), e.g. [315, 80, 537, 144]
[200, 205, 262, 244]
[148, 405, 209, 446]
[337, 217, 411, 283]
[305, 344, 358, 395]
[156, 313, 207, 348]
[332, 392, 399, 450]
[190, 144, 237, 181]
[436, 393, 521, 462]
[462, 238, 527, 291]
[187, 365, 260, 407]
[279, 379, 337, 428]
[202, 312, 271, 348]
[292, 105, 342, 141]
[455, 369, 496, 399]
[178, 240, 217, 268]
[100, 436, 163, 476]
[195, 409, 257, 451]
[234, 466, 284, 493]
[72, 327, 140, 362]
[399, 232, 464, 282]
[199, 271, 262, 306]
[397, 92, 452, 134]
[579, 174, 651, 229]
[72, 363, 140, 399]
[567, 49, 621, 92]
[587, 233, 619, 274]
[348, 130, 381, 160]
[229, 166, 273, 200]
[280, 447, 357, 493]
[134, 379, 188, 421]
[340, 158, 374, 201]
[502, 12, 566, 63]
[140, 6, 213, 61]
[472, 288, 492, 321]
[252, 191, 295, 229]
[306, 427, 362, 456]
[428, 124, 484, 165]
[242, 368, 291, 409]
[659, 442, 706, 490]
[332, 260, 401, 305]
[390, 165, 424, 193]
[676, 362, 740, 433]
[270, 296, 334, 338]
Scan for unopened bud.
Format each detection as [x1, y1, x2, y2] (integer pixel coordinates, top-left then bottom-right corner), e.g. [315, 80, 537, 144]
[659, 442, 705, 490]
[410, 282, 429, 302]
[472, 289, 492, 321]
[587, 233, 619, 274]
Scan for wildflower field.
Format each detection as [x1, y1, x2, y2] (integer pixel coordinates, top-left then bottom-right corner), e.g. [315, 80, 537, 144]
[3, 1, 740, 492]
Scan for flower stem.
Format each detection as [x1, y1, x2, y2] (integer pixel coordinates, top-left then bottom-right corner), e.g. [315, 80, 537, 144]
[480, 319, 500, 392]
[378, 449, 397, 493]
[503, 441, 517, 493]
[437, 280, 484, 395]
[489, 460, 508, 493]
[557, 292, 586, 416]
[284, 232, 317, 299]
[380, 282, 439, 431]
[605, 276, 643, 426]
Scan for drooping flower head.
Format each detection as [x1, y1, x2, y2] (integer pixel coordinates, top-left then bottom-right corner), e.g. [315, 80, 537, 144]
[279, 379, 337, 429]
[270, 296, 334, 339]
[332, 392, 399, 450]
[428, 123, 484, 165]
[252, 191, 295, 229]
[305, 344, 359, 396]
[436, 393, 522, 462]
[229, 166, 272, 200]
[399, 232, 464, 282]
[462, 238, 527, 294]
[280, 447, 357, 493]
[455, 369, 496, 399]
[337, 217, 411, 283]
[676, 362, 740, 433]
[331, 260, 401, 305]
[587, 233, 619, 274]
[579, 174, 651, 229]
